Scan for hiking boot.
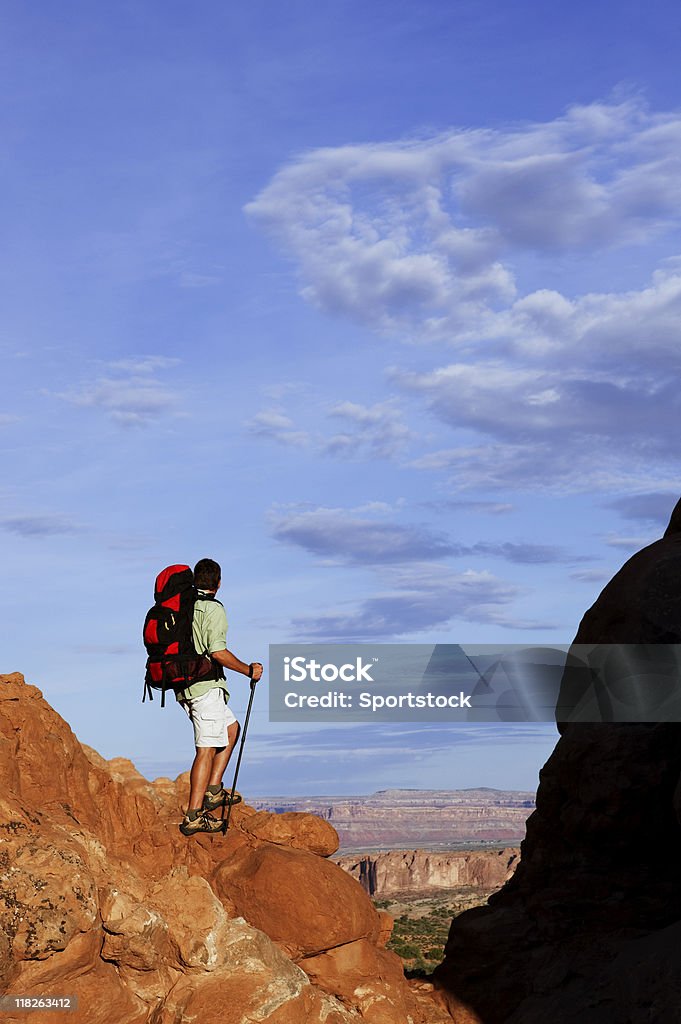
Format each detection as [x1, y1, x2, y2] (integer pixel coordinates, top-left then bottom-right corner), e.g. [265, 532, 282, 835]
[179, 811, 225, 836]
[202, 787, 242, 812]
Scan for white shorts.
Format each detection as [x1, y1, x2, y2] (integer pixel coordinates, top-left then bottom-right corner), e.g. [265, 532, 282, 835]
[180, 687, 237, 748]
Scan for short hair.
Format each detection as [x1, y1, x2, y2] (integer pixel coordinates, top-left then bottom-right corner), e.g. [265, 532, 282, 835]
[194, 558, 221, 591]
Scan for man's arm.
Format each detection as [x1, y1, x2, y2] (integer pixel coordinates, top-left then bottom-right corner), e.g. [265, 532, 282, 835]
[211, 648, 263, 681]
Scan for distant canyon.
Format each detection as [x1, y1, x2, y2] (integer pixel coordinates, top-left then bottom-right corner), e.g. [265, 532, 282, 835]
[251, 787, 534, 852]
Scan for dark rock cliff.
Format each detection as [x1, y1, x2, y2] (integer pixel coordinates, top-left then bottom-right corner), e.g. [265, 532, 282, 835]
[432, 497, 681, 1024]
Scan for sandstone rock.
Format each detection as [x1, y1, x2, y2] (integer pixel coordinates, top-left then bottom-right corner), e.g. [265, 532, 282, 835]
[213, 840, 380, 959]
[240, 809, 339, 855]
[164, 912, 359, 1024]
[375, 909, 393, 948]
[0, 802, 98, 989]
[3, 958, 149, 1024]
[101, 893, 178, 973]
[0, 672, 29, 686]
[86, 751, 164, 803]
[408, 980, 479, 1024]
[0, 792, 146, 1023]
[433, 500, 681, 1023]
[0, 672, 444, 1024]
[302, 938, 412, 1023]
[149, 774, 176, 802]
[0, 673, 101, 834]
[100, 868, 327, 1015]
[146, 869, 239, 971]
[0, 672, 243, 883]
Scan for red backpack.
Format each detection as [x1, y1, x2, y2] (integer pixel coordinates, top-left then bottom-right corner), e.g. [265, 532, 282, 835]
[142, 564, 223, 706]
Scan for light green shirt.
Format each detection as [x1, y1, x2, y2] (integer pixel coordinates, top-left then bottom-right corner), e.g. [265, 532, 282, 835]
[175, 593, 230, 702]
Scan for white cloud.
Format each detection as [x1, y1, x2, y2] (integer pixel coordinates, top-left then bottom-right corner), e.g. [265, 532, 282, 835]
[1, 514, 83, 537]
[248, 98, 681, 491]
[605, 492, 679, 526]
[570, 569, 612, 583]
[397, 356, 680, 451]
[498, 265, 681, 370]
[290, 563, 554, 640]
[270, 502, 584, 571]
[270, 504, 455, 564]
[61, 378, 177, 426]
[107, 356, 180, 373]
[246, 397, 413, 461]
[395, 330, 681, 489]
[246, 410, 310, 447]
[324, 399, 412, 458]
[262, 381, 311, 401]
[424, 500, 514, 515]
[57, 358, 180, 426]
[604, 534, 656, 550]
[247, 98, 681, 337]
[408, 441, 670, 494]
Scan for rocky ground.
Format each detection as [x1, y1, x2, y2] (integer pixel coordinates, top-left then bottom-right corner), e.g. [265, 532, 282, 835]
[0, 672, 461, 1024]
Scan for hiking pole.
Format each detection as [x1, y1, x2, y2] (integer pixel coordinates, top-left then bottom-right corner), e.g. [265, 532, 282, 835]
[224, 674, 258, 832]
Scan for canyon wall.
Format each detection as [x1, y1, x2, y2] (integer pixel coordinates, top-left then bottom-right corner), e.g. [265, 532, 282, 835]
[336, 848, 519, 897]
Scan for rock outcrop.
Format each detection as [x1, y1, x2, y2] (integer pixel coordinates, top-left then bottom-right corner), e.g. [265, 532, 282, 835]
[336, 848, 519, 897]
[251, 789, 534, 850]
[0, 672, 452, 1024]
[433, 499, 681, 1023]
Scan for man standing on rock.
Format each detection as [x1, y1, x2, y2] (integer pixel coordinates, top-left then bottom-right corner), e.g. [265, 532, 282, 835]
[176, 558, 263, 837]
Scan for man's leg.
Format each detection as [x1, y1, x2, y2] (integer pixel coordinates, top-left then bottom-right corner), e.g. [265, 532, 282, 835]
[208, 720, 240, 788]
[187, 746, 216, 812]
[182, 690, 240, 815]
[187, 722, 239, 810]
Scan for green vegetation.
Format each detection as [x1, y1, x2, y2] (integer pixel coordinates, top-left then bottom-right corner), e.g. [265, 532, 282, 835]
[374, 888, 494, 976]
[381, 902, 451, 975]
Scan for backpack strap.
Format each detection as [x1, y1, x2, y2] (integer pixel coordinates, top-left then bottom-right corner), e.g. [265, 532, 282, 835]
[194, 593, 226, 682]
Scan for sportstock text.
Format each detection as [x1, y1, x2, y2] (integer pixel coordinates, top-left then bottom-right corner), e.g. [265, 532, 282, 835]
[273, 647, 477, 720]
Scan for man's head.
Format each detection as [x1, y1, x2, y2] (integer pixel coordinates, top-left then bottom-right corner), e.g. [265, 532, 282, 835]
[194, 558, 221, 592]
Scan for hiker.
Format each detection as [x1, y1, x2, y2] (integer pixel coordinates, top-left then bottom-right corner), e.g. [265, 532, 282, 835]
[176, 557, 263, 836]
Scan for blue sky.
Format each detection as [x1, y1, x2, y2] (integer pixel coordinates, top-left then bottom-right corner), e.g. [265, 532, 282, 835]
[3, 0, 681, 795]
